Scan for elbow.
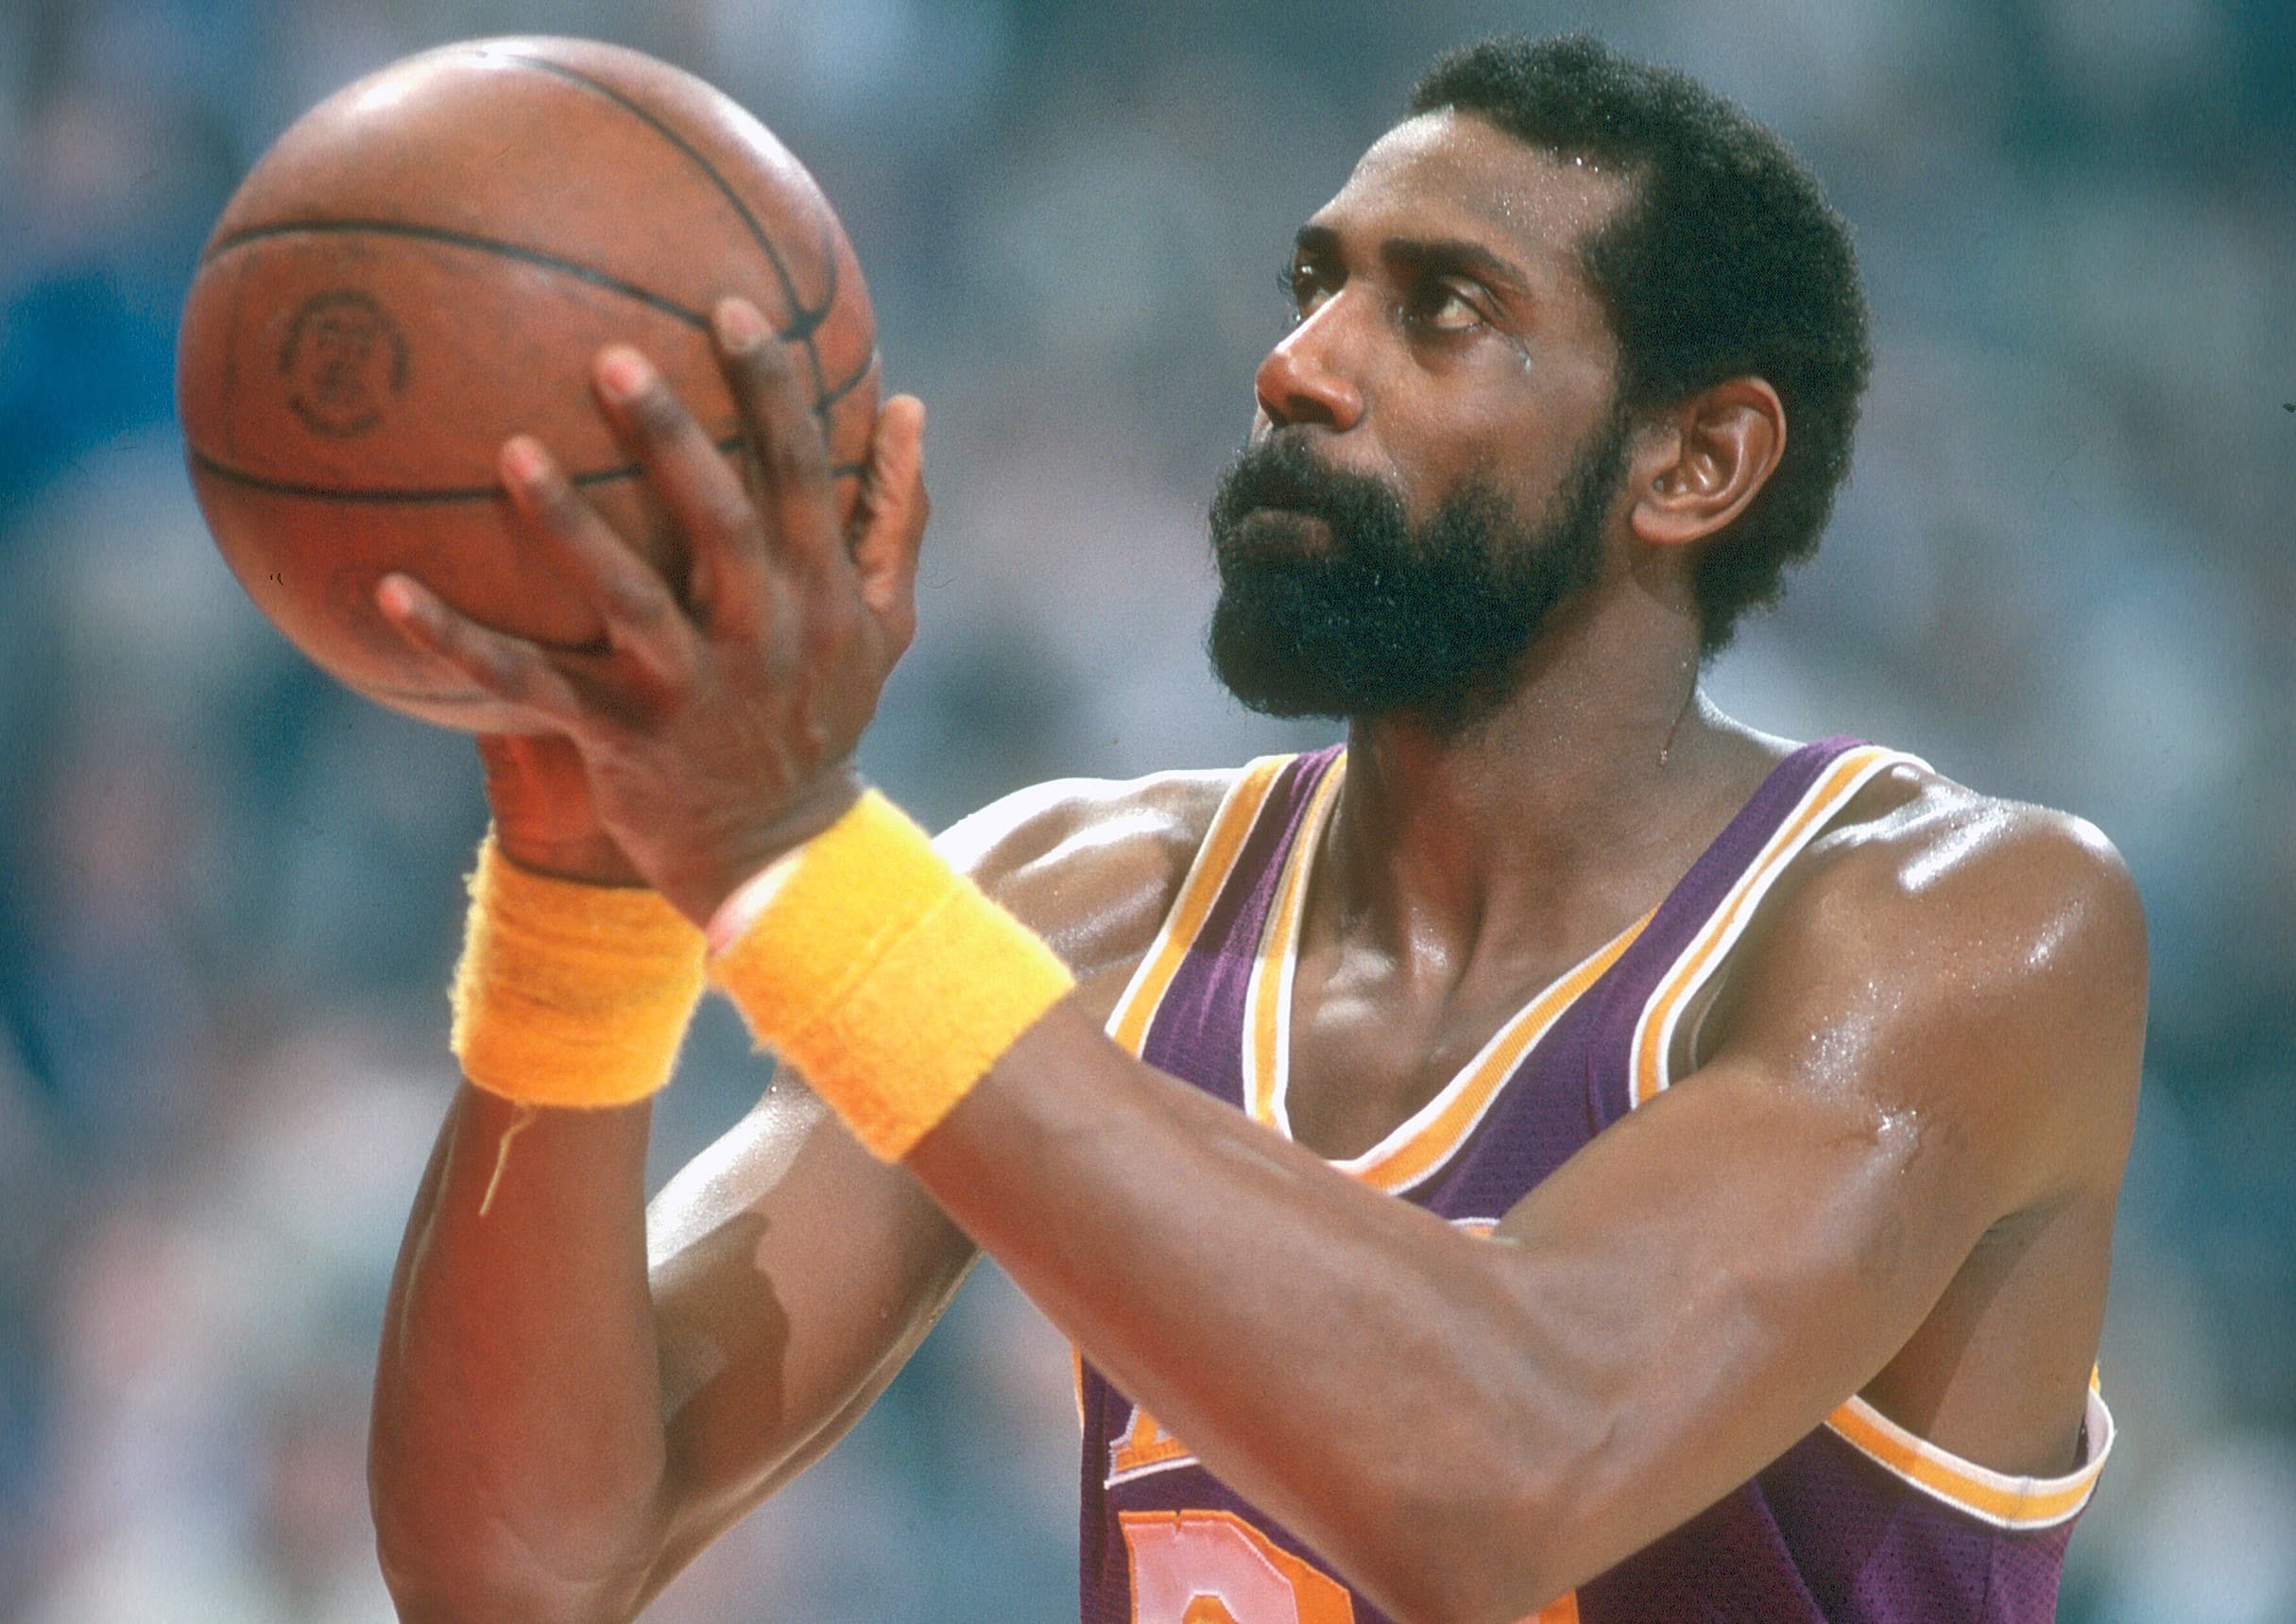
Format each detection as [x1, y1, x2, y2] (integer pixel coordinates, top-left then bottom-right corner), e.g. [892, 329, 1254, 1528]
[376, 1537, 649, 1624]
[372, 1485, 660, 1624]
[368, 1410, 677, 1624]
[380, 1577, 627, 1624]
[1347, 1392, 1607, 1624]
[1363, 1475, 1579, 1624]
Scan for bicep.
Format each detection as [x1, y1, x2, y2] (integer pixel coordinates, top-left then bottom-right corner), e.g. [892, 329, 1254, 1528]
[642, 1072, 976, 1568]
[1485, 1051, 2002, 1586]
[1485, 813, 2140, 1589]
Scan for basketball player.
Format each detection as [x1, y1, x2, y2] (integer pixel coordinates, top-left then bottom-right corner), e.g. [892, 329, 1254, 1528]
[367, 38, 2144, 1624]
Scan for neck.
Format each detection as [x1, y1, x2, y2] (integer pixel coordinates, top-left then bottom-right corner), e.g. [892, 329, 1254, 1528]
[1320, 597, 1773, 975]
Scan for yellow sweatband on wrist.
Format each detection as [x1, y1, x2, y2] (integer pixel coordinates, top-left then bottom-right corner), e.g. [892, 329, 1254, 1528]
[449, 835, 707, 1108]
[710, 789, 1075, 1162]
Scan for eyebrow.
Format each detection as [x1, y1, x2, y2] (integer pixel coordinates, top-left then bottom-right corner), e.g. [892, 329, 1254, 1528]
[1292, 224, 1533, 299]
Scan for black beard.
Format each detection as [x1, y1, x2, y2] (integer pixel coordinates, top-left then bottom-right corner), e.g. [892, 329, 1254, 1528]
[1206, 416, 1628, 733]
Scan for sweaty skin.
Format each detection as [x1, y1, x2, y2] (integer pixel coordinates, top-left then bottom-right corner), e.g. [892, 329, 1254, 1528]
[368, 111, 2145, 1624]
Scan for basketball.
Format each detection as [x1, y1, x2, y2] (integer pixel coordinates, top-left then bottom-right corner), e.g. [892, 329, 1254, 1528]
[176, 37, 879, 731]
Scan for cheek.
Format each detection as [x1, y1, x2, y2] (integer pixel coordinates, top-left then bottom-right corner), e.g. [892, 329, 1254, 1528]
[1406, 351, 1613, 504]
[1383, 403, 1542, 521]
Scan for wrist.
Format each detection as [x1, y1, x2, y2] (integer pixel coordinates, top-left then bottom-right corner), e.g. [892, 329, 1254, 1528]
[709, 788, 1075, 1162]
[653, 765, 866, 927]
[493, 825, 650, 889]
[475, 734, 646, 888]
[450, 834, 707, 1110]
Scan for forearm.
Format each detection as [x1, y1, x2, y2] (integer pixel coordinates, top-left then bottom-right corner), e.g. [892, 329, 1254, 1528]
[371, 1086, 670, 1621]
[907, 1003, 1588, 1622]
[901, 990, 1997, 1623]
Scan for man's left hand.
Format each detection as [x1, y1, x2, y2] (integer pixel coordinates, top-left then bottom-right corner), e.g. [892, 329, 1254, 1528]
[376, 297, 928, 924]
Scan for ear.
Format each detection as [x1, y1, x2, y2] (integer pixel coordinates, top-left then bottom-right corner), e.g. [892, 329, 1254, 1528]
[1626, 377, 1786, 549]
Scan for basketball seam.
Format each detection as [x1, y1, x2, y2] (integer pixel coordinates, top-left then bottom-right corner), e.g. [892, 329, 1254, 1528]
[189, 215, 875, 455]
[200, 217, 717, 331]
[191, 50, 877, 506]
[190, 440, 865, 504]
[485, 49, 839, 406]
[819, 350, 879, 411]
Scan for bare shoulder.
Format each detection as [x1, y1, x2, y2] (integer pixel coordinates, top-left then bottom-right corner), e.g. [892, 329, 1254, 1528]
[1798, 761, 2148, 980]
[934, 766, 1239, 991]
[1711, 760, 2148, 1197]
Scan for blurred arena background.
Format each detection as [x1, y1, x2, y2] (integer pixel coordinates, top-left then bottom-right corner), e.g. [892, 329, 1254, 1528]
[1, 0, 2292, 1618]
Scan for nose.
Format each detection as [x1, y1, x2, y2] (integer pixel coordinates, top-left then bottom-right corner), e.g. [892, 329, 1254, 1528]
[1254, 301, 1364, 433]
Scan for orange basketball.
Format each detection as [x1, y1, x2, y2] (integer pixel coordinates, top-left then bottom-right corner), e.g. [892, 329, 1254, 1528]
[177, 36, 879, 731]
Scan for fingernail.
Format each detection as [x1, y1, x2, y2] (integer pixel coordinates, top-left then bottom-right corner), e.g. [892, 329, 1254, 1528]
[375, 574, 420, 621]
[714, 298, 766, 352]
[598, 347, 653, 401]
[501, 436, 549, 484]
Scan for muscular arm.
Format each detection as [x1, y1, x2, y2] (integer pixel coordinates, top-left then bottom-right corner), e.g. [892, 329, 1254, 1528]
[368, 325, 2142, 1620]
[902, 791, 2148, 1623]
[368, 771, 1218, 1622]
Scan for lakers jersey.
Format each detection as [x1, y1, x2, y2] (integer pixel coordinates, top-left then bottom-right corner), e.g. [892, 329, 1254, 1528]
[1080, 738, 2114, 1623]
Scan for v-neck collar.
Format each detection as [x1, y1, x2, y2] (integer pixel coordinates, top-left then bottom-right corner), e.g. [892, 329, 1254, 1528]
[1239, 750, 1651, 1193]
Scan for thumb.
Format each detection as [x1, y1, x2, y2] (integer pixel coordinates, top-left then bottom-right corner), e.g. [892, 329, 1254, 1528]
[851, 393, 927, 652]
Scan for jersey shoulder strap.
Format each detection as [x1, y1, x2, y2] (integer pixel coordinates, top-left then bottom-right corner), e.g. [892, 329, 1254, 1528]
[1579, 738, 1927, 1127]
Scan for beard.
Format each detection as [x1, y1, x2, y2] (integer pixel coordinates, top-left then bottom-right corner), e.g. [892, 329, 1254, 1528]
[1206, 413, 1629, 733]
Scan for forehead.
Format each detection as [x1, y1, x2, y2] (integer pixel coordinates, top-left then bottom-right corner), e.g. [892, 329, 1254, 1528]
[1312, 110, 1635, 292]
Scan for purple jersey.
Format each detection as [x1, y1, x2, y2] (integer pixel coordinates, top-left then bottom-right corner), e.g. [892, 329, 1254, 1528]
[1081, 739, 2113, 1623]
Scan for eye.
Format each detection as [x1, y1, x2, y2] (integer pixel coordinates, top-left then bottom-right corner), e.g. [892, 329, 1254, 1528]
[1401, 277, 1483, 334]
[1278, 258, 1333, 325]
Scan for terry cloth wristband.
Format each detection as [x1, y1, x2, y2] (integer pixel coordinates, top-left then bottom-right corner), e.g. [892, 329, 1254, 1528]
[709, 788, 1075, 1161]
[449, 835, 707, 1108]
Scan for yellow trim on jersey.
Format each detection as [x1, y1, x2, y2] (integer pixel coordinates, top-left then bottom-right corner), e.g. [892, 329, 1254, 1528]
[1108, 1404, 1198, 1484]
[1105, 754, 1294, 1059]
[1242, 751, 1651, 1194]
[1088, 752, 1294, 1495]
[1823, 1384, 2116, 1530]
[1242, 759, 1346, 1130]
[1627, 745, 1922, 1108]
[1612, 744, 2112, 1532]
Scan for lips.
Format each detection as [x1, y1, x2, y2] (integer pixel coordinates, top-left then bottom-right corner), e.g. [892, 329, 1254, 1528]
[1210, 433, 1407, 575]
[1221, 505, 1335, 560]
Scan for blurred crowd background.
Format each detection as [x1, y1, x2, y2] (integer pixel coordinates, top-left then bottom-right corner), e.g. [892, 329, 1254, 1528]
[1, 0, 2291, 1618]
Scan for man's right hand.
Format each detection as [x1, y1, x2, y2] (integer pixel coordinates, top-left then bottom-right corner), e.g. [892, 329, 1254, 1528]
[477, 731, 647, 888]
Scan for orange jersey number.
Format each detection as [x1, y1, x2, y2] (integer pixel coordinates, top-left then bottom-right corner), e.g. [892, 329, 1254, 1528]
[1120, 1511, 1355, 1624]
[1119, 1509, 1578, 1624]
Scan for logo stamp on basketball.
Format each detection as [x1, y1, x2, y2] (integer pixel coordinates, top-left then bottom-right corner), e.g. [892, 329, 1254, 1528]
[280, 288, 409, 438]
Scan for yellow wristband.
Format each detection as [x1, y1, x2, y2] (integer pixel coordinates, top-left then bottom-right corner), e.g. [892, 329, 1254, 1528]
[449, 835, 707, 1108]
[711, 789, 1075, 1161]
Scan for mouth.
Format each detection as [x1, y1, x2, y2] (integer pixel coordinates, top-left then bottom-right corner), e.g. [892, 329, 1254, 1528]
[1217, 509, 1338, 569]
[1229, 506, 1334, 548]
